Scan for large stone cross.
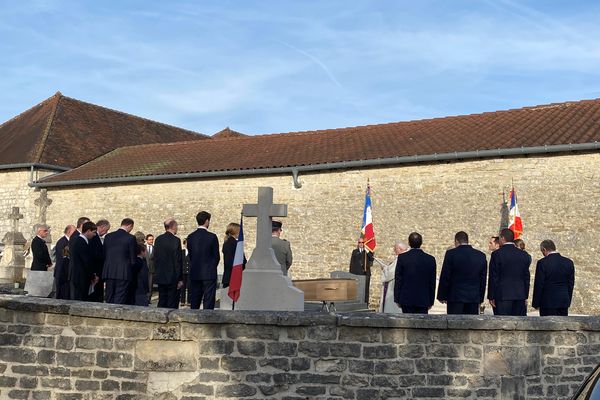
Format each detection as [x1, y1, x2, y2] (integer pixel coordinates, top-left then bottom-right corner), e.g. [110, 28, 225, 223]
[242, 187, 287, 268]
[34, 189, 52, 224]
[8, 207, 23, 234]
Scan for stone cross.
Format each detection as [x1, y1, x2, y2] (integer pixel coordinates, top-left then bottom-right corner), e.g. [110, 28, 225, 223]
[242, 187, 288, 269]
[8, 207, 24, 234]
[34, 189, 52, 224]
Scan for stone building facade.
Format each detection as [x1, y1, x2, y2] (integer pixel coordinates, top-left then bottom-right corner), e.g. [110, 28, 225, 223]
[37, 151, 600, 315]
[0, 296, 598, 399]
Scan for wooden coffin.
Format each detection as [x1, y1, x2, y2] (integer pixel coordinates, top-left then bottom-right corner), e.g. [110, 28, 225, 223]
[293, 278, 357, 302]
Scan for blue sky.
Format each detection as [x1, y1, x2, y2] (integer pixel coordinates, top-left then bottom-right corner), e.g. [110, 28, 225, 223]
[2, 0, 600, 136]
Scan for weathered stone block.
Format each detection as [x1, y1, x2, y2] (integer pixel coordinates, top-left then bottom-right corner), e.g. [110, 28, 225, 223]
[315, 359, 347, 373]
[236, 341, 265, 356]
[121, 381, 147, 392]
[329, 386, 355, 399]
[215, 383, 257, 397]
[415, 358, 446, 373]
[0, 376, 18, 387]
[40, 377, 71, 390]
[330, 342, 361, 358]
[375, 360, 414, 375]
[412, 387, 445, 398]
[273, 373, 298, 385]
[152, 325, 180, 341]
[298, 341, 329, 357]
[0, 347, 36, 363]
[75, 380, 100, 391]
[298, 373, 341, 384]
[135, 341, 196, 371]
[267, 342, 297, 356]
[180, 323, 222, 340]
[36, 350, 55, 364]
[381, 328, 405, 344]
[56, 336, 74, 350]
[447, 359, 481, 374]
[356, 388, 380, 400]
[483, 346, 540, 376]
[18, 376, 37, 389]
[258, 384, 288, 396]
[31, 392, 51, 400]
[221, 356, 257, 372]
[342, 374, 370, 387]
[426, 344, 459, 358]
[371, 375, 398, 387]
[49, 367, 70, 377]
[246, 373, 271, 383]
[339, 326, 381, 343]
[56, 351, 95, 367]
[0, 333, 22, 345]
[101, 380, 120, 391]
[258, 357, 290, 371]
[11, 365, 49, 376]
[97, 351, 133, 369]
[225, 325, 279, 340]
[291, 358, 310, 371]
[296, 385, 326, 395]
[397, 344, 424, 358]
[307, 325, 337, 340]
[7, 390, 30, 399]
[348, 359, 374, 374]
[198, 340, 234, 355]
[181, 383, 213, 395]
[75, 337, 113, 350]
[397, 374, 426, 387]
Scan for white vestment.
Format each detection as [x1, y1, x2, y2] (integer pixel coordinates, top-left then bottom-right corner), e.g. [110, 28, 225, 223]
[376, 257, 402, 314]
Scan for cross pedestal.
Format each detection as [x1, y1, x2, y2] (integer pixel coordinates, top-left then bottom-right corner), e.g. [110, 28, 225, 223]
[0, 207, 27, 284]
[222, 187, 303, 311]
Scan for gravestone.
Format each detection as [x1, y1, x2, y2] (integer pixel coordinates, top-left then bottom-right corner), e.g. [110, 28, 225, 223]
[0, 207, 27, 284]
[34, 189, 53, 246]
[223, 187, 303, 311]
[24, 270, 54, 297]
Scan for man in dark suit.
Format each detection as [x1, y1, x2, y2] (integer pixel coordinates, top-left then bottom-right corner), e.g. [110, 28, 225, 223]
[69, 217, 91, 259]
[88, 219, 110, 302]
[487, 228, 531, 316]
[102, 218, 137, 304]
[154, 219, 183, 309]
[187, 211, 220, 310]
[54, 224, 76, 300]
[31, 224, 52, 271]
[532, 240, 575, 316]
[349, 236, 374, 304]
[437, 231, 487, 315]
[69, 222, 98, 301]
[394, 232, 436, 314]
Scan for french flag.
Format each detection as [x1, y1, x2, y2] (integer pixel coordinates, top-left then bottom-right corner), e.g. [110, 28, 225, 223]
[227, 216, 245, 303]
[508, 187, 523, 239]
[361, 182, 376, 252]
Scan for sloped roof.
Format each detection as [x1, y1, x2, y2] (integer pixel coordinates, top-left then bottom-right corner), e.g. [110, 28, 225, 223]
[37, 98, 600, 187]
[212, 127, 247, 139]
[0, 92, 207, 168]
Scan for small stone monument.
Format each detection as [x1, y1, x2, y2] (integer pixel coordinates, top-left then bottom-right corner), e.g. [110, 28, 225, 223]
[34, 189, 53, 245]
[0, 207, 27, 284]
[24, 270, 55, 297]
[223, 187, 303, 311]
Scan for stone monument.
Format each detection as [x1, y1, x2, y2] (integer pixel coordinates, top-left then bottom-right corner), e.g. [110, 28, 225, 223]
[222, 187, 303, 311]
[34, 189, 53, 245]
[0, 207, 27, 284]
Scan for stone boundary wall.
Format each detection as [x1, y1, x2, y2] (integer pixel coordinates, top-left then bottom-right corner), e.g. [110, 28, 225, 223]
[1, 296, 599, 400]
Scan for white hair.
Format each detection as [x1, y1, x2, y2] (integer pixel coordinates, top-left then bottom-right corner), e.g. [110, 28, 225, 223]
[395, 241, 408, 251]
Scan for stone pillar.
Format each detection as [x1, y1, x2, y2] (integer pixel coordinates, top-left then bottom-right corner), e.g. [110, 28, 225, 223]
[0, 207, 27, 284]
[222, 187, 303, 311]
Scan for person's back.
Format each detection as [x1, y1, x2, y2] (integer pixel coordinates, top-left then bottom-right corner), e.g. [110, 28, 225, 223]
[394, 232, 436, 314]
[187, 211, 220, 310]
[532, 240, 575, 316]
[441, 245, 487, 303]
[154, 231, 181, 285]
[103, 229, 136, 281]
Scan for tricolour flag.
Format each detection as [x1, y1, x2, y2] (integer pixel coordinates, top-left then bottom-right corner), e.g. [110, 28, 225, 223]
[228, 216, 245, 303]
[361, 182, 376, 252]
[508, 187, 523, 239]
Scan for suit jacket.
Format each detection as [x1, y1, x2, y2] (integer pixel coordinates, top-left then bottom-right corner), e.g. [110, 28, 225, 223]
[394, 248, 437, 308]
[145, 245, 155, 278]
[187, 228, 220, 281]
[69, 236, 93, 298]
[222, 236, 246, 287]
[349, 248, 374, 276]
[88, 233, 105, 278]
[31, 236, 51, 271]
[153, 231, 183, 285]
[68, 230, 81, 260]
[437, 245, 487, 304]
[102, 228, 137, 281]
[272, 236, 292, 274]
[487, 244, 531, 301]
[532, 253, 575, 309]
[53, 236, 70, 283]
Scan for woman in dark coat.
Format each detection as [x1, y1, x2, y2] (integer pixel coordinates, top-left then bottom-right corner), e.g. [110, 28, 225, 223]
[221, 223, 245, 288]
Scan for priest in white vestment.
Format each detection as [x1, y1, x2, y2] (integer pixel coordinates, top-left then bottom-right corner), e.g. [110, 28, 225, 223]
[375, 241, 408, 313]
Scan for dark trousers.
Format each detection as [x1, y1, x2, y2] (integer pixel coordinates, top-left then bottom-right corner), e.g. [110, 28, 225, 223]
[495, 300, 527, 316]
[55, 280, 70, 300]
[105, 279, 130, 304]
[157, 284, 180, 309]
[180, 274, 189, 304]
[447, 302, 479, 315]
[88, 278, 104, 303]
[70, 282, 88, 302]
[189, 279, 217, 310]
[540, 308, 568, 316]
[401, 305, 428, 314]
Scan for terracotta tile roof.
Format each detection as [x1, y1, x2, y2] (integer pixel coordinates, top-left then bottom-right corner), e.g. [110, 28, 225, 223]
[38, 98, 600, 186]
[0, 92, 207, 168]
[212, 127, 247, 138]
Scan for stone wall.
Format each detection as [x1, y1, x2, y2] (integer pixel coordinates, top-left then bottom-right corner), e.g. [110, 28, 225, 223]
[36, 152, 600, 314]
[0, 296, 599, 399]
[0, 169, 55, 239]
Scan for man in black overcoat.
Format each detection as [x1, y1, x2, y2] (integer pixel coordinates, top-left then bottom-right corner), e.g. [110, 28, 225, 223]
[437, 231, 487, 315]
[154, 219, 183, 309]
[532, 240, 575, 316]
[102, 218, 137, 304]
